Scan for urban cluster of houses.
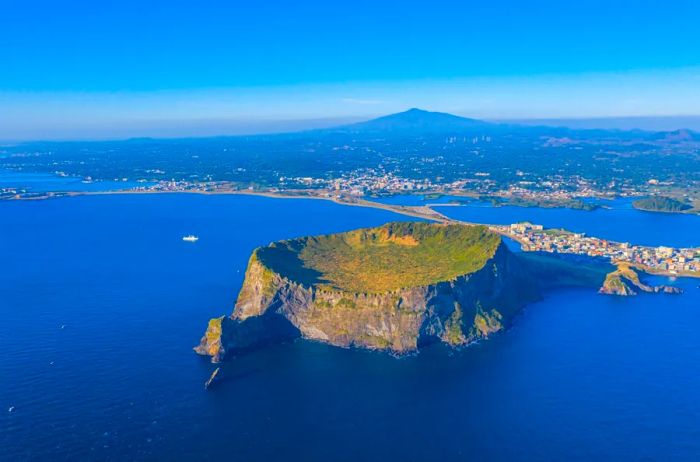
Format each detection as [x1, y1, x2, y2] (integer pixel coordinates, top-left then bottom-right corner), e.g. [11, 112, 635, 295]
[497, 222, 700, 275]
[282, 170, 622, 200]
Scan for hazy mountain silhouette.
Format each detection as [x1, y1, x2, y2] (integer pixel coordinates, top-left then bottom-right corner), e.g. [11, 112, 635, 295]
[335, 108, 493, 134]
[325, 108, 700, 142]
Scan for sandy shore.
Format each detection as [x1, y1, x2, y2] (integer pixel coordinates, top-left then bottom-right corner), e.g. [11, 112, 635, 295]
[12, 187, 458, 224]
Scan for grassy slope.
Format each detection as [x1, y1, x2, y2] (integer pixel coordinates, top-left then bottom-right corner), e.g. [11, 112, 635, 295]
[256, 222, 501, 293]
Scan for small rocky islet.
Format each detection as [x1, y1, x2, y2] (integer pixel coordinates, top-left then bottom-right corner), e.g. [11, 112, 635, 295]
[195, 222, 682, 363]
[599, 263, 683, 296]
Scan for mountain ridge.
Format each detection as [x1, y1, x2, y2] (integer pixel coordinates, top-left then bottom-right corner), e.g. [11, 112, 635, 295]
[332, 108, 494, 134]
[322, 108, 700, 140]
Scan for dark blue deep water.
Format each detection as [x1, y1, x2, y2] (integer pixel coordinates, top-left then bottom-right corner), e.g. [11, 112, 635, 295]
[2, 194, 700, 461]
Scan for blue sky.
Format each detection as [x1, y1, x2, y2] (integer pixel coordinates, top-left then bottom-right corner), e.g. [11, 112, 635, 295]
[2, 0, 700, 140]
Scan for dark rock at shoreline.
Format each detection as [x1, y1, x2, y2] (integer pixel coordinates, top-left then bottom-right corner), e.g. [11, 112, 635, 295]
[599, 264, 683, 296]
[204, 367, 221, 389]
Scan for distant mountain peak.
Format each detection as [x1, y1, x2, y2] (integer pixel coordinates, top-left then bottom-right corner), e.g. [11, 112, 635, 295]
[337, 108, 492, 134]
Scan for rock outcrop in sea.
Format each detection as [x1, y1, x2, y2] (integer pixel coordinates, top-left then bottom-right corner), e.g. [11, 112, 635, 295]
[204, 367, 221, 389]
[599, 264, 683, 296]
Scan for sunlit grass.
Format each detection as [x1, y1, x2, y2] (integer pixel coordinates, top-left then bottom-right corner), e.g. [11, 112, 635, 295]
[256, 222, 501, 293]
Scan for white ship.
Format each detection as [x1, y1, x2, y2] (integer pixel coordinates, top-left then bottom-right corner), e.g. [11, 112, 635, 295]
[182, 235, 199, 242]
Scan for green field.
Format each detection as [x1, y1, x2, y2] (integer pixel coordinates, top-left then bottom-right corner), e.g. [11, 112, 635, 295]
[255, 222, 501, 293]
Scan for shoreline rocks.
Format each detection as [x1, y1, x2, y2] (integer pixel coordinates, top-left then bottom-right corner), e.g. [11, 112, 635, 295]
[599, 264, 683, 296]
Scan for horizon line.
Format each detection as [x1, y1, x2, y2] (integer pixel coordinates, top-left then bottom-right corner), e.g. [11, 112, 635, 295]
[2, 111, 700, 144]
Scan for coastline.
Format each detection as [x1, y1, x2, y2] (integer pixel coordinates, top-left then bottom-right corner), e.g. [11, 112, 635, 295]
[4, 187, 460, 224]
[631, 205, 700, 216]
[3, 186, 698, 280]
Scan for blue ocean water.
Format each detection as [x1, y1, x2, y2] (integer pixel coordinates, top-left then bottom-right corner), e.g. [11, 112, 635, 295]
[1, 193, 700, 461]
[371, 194, 700, 248]
[0, 169, 152, 193]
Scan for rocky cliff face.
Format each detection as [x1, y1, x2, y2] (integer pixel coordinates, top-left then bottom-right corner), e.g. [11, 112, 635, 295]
[195, 237, 538, 363]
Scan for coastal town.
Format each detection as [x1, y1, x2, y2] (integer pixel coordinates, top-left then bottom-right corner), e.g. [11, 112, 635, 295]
[2, 174, 699, 278]
[496, 222, 700, 277]
[5, 158, 699, 212]
[0, 169, 644, 204]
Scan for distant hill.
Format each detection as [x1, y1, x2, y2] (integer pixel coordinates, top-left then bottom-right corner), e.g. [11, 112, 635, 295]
[500, 116, 700, 132]
[335, 108, 493, 134]
[325, 108, 700, 142]
[329, 108, 694, 140]
[647, 129, 700, 143]
[632, 196, 693, 213]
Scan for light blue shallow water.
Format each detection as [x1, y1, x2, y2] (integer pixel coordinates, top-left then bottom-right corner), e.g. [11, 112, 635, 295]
[0, 169, 152, 193]
[1, 193, 699, 461]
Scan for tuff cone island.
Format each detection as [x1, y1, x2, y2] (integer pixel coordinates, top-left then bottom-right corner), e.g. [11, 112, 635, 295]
[195, 222, 555, 362]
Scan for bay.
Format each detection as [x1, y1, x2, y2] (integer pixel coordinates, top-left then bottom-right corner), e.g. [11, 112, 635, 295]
[1, 193, 699, 461]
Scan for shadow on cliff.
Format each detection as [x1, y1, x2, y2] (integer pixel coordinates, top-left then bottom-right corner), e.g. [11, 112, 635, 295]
[257, 241, 332, 287]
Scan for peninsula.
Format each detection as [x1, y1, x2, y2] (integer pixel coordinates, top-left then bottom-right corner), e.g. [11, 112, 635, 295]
[195, 218, 693, 363]
[195, 222, 540, 362]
